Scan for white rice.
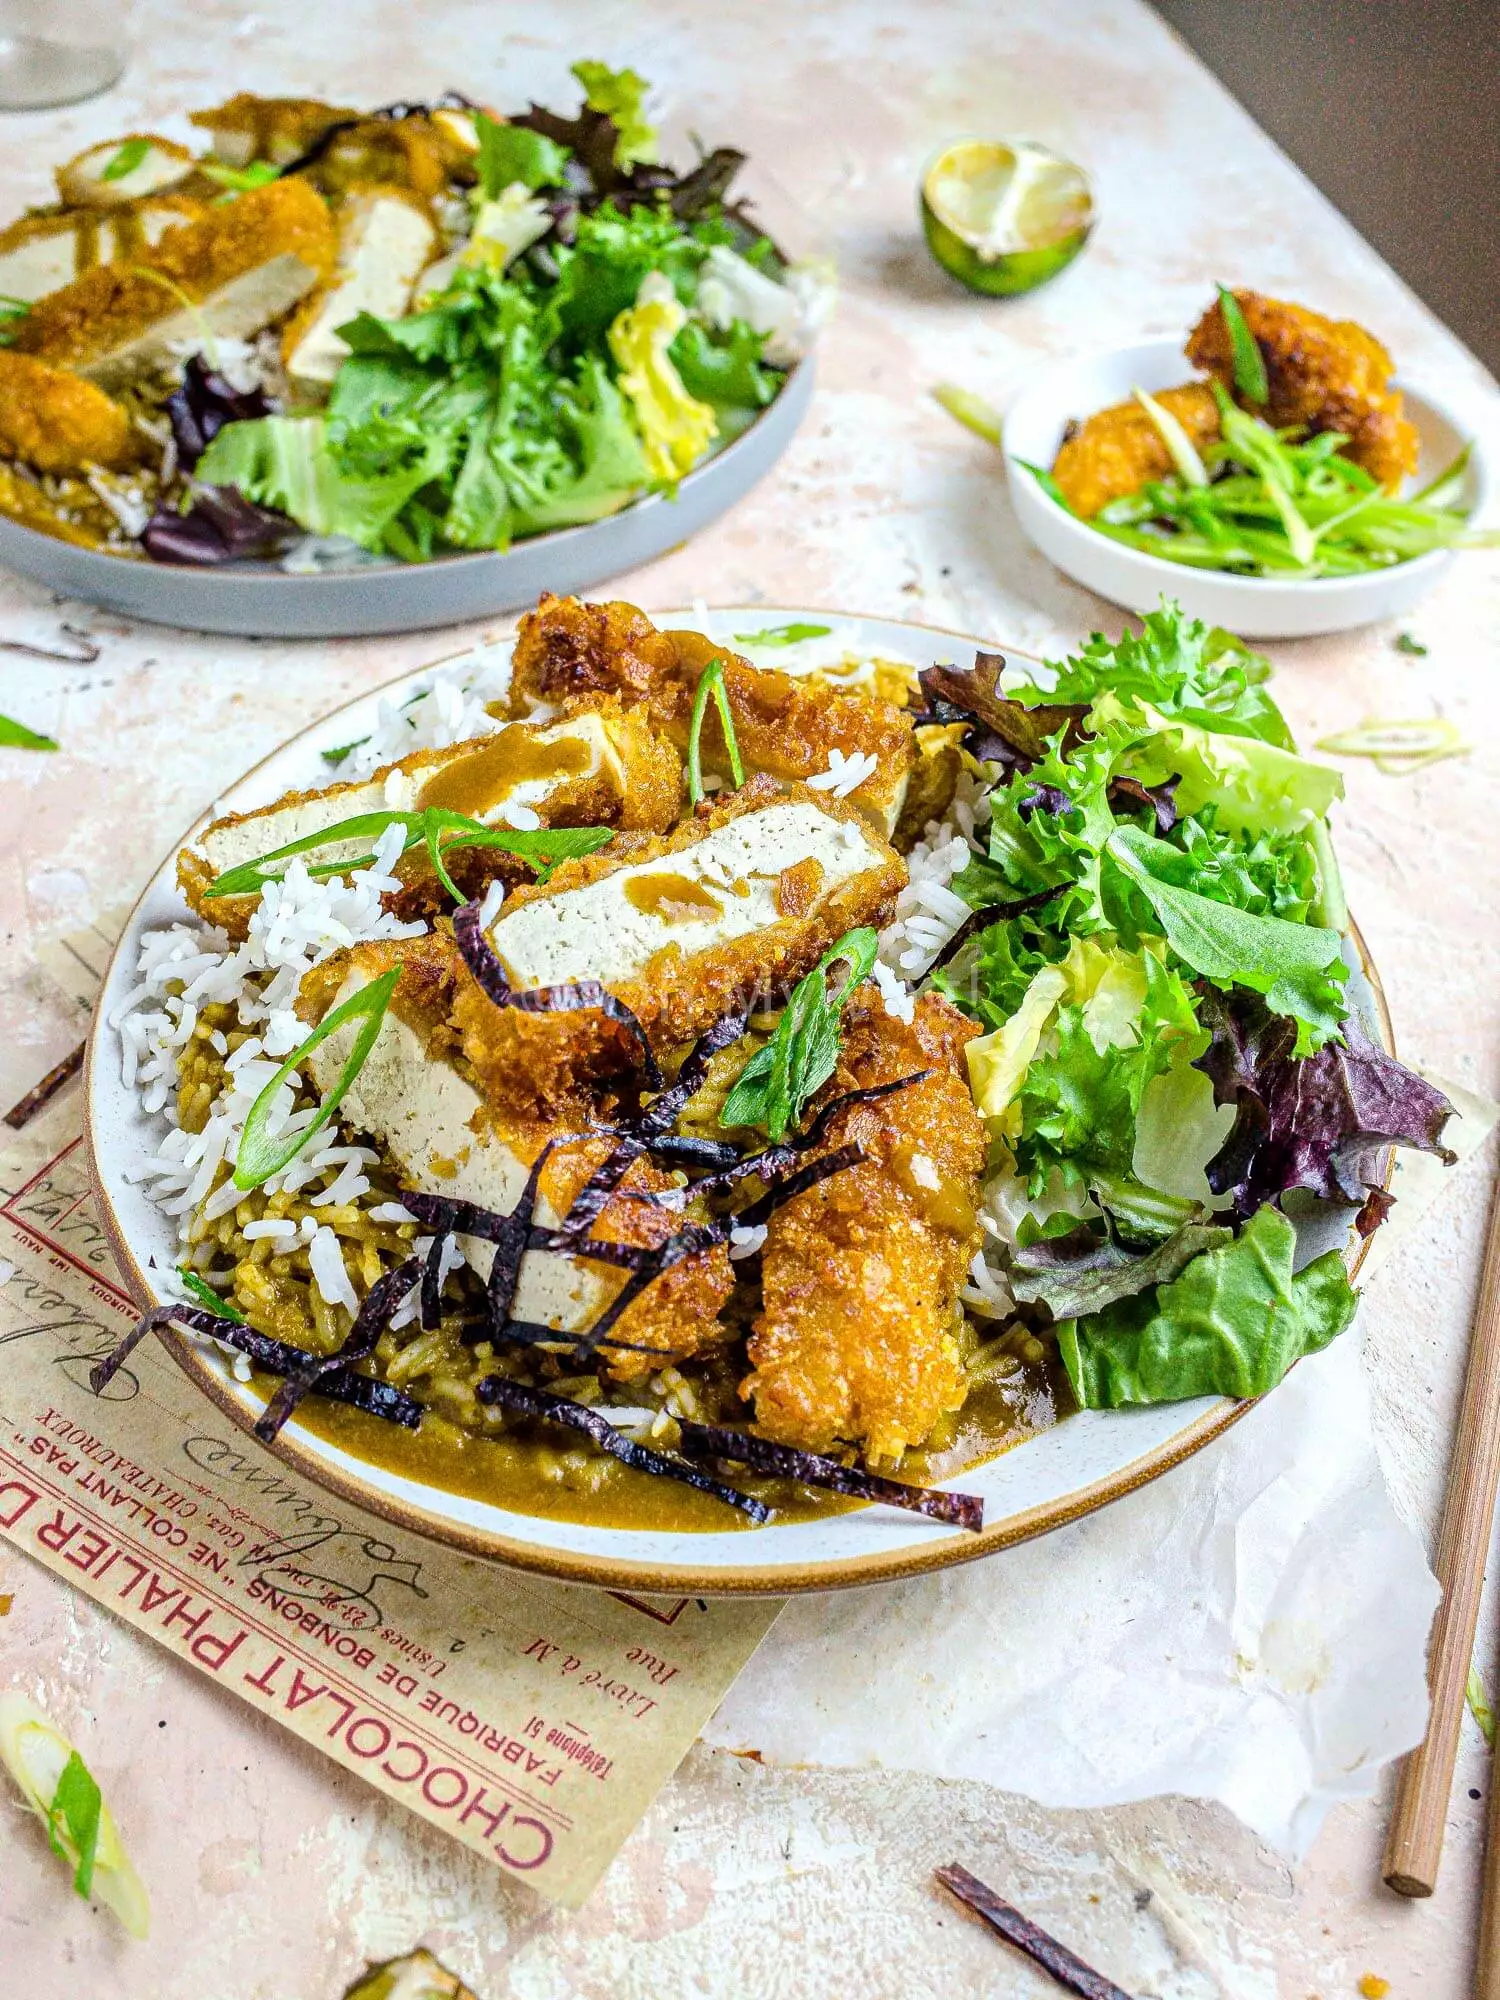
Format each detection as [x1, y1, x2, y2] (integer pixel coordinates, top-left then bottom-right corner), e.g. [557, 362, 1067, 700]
[806, 747, 880, 797]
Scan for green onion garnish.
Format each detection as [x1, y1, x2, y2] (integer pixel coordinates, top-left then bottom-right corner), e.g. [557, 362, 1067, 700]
[1216, 284, 1269, 405]
[732, 622, 834, 647]
[203, 807, 611, 902]
[176, 1269, 247, 1320]
[234, 970, 399, 1191]
[201, 160, 281, 195]
[1133, 386, 1210, 487]
[101, 137, 151, 183]
[1017, 459, 1075, 513]
[1394, 632, 1428, 656]
[686, 658, 744, 808]
[0, 712, 58, 751]
[932, 381, 1004, 447]
[719, 927, 879, 1141]
[46, 1751, 103, 1898]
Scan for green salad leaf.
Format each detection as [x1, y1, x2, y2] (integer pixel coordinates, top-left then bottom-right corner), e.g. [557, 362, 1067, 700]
[1106, 825, 1347, 1051]
[733, 621, 834, 646]
[1011, 1219, 1233, 1320]
[571, 59, 658, 168]
[721, 928, 879, 1141]
[1057, 1204, 1357, 1407]
[474, 111, 570, 194]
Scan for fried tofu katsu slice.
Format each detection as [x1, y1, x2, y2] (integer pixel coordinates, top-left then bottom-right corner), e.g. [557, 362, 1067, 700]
[0, 195, 207, 307]
[177, 698, 682, 939]
[456, 775, 906, 1120]
[1186, 289, 1420, 489]
[0, 353, 144, 474]
[1050, 381, 1222, 517]
[11, 177, 335, 390]
[297, 936, 731, 1372]
[742, 989, 987, 1464]
[282, 184, 436, 389]
[56, 136, 197, 208]
[508, 593, 925, 841]
[190, 94, 357, 169]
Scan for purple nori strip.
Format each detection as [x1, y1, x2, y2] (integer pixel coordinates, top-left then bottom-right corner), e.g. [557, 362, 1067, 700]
[453, 898, 662, 1087]
[926, 893, 1057, 976]
[677, 1422, 984, 1532]
[934, 1864, 1135, 2000]
[483, 1141, 561, 1341]
[89, 1303, 421, 1429]
[420, 1231, 448, 1331]
[638, 1011, 750, 1135]
[474, 1376, 769, 1522]
[574, 1220, 727, 1358]
[545, 1134, 645, 1243]
[256, 1259, 421, 1440]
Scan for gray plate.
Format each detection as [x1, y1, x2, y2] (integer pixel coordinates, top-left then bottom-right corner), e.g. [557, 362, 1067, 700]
[0, 359, 813, 638]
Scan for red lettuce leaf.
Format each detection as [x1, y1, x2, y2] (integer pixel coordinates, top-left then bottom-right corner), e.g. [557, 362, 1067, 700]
[1193, 987, 1456, 1218]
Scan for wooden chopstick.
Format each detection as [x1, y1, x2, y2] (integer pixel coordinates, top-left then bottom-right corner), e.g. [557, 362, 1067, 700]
[1383, 1170, 1500, 1897]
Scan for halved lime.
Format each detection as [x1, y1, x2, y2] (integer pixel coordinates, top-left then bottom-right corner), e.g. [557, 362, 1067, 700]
[921, 139, 1093, 297]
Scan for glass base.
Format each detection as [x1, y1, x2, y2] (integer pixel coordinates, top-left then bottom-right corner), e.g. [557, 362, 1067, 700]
[0, 34, 124, 109]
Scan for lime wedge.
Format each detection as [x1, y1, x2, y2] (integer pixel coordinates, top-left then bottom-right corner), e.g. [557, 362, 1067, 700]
[921, 139, 1093, 297]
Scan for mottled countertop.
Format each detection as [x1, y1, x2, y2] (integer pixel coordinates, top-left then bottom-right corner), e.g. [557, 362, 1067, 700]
[2, 2, 1498, 1995]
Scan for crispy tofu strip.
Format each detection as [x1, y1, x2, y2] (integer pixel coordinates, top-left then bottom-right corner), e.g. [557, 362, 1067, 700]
[299, 938, 731, 1372]
[1051, 381, 1222, 518]
[283, 185, 436, 389]
[0, 353, 144, 474]
[457, 774, 906, 1118]
[1186, 289, 1420, 490]
[55, 136, 196, 208]
[508, 594, 924, 841]
[178, 699, 682, 939]
[742, 990, 988, 1463]
[189, 94, 356, 169]
[0, 196, 206, 306]
[11, 178, 335, 391]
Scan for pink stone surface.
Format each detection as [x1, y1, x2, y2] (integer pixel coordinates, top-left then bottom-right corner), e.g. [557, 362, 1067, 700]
[1, 2, 1498, 1994]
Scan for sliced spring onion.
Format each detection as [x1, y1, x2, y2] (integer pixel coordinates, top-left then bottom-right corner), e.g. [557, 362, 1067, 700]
[201, 159, 281, 194]
[1016, 458, 1074, 512]
[719, 926, 879, 1141]
[0, 1693, 149, 1935]
[1394, 632, 1428, 656]
[101, 137, 151, 182]
[233, 968, 398, 1190]
[932, 381, 1004, 447]
[1216, 284, 1269, 404]
[1133, 386, 1209, 487]
[0, 712, 58, 750]
[686, 658, 744, 807]
[1468, 1664, 1497, 1746]
[1314, 716, 1470, 770]
[176, 1268, 246, 1320]
[205, 807, 610, 900]
[732, 622, 834, 646]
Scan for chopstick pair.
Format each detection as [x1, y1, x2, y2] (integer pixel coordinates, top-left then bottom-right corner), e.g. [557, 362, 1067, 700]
[1383, 1170, 1500, 1975]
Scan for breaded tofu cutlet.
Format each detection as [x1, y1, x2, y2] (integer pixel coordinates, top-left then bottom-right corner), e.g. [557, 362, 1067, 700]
[178, 699, 681, 937]
[742, 988, 987, 1463]
[297, 935, 733, 1378]
[11, 177, 335, 390]
[0, 352, 144, 474]
[1186, 288, 1420, 489]
[457, 774, 907, 1119]
[508, 593, 926, 841]
[1051, 381, 1221, 518]
[189, 93, 357, 169]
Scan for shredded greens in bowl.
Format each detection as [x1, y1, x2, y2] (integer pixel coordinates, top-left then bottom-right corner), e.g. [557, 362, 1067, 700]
[1028, 382, 1494, 580]
[919, 600, 1456, 1410]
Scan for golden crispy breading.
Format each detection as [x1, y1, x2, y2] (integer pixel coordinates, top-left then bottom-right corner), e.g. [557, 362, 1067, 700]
[742, 990, 987, 1463]
[533, 1139, 733, 1382]
[509, 594, 923, 839]
[510, 591, 681, 709]
[1186, 289, 1419, 489]
[1050, 381, 1222, 517]
[297, 930, 465, 1056]
[0, 352, 143, 474]
[0, 461, 117, 549]
[177, 697, 683, 940]
[188, 94, 356, 168]
[455, 776, 907, 1122]
[12, 178, 335, 386]
[303, 117, 458, 210]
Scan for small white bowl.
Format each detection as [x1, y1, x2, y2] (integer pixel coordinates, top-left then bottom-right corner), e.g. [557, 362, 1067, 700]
[1003, 338, 1490, 639]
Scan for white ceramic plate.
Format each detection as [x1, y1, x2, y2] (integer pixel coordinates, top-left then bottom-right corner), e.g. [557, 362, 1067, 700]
[1004, 339, 1489, 639]
[84, 608, 1386, 1594]
[0, 364, 812, 639]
